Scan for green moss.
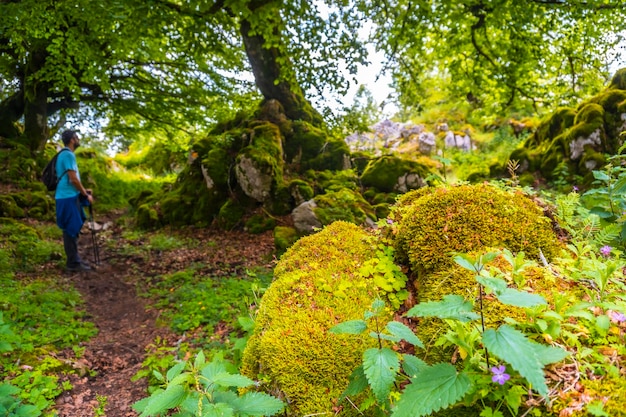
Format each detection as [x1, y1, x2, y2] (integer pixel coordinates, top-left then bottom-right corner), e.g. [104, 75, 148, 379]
[313, 188, 376, 225]
[273, 226, 299, 256]
[393, 184, 562, 275]
[136, 203, 160, 229]
[244, 214, 276, 234]
[284, 121, 327, 164]
[241, 221, 390, 416]
[360, 155, 431, 193]
[287, 179, 314, 205]
[217, 199, 246, 230]
[0, 195, 25, 218]
[608, 67, 626, 90]
[304, 137, 351, 172]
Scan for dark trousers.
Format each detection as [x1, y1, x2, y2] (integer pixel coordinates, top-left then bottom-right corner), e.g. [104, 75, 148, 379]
[63, 231, 83, 267]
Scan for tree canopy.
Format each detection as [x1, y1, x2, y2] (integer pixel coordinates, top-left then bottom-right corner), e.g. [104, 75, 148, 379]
[1, 0, 624, 152]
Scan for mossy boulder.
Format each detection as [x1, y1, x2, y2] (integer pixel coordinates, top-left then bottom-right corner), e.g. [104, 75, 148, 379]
[512, 69, 626, 183]
[313, 188, 376, 226]
[0, 195, 25, 218]
[392, 184, 562, 276]
[273, 225, 299, 255]
[244, 213, 276, 234]
[360, 155, 432, 193]
[241, 221, 391, 416]
[235, 122, 284, 202]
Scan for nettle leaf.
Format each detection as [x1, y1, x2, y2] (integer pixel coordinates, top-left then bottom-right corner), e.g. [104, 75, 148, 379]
[392, 364, 471, 417]
[166, 361, 187, 383]
[401, 354, 428, 378]
[202, 402, 235, 417]
[495, 289, 546, 308]
[363, 347, 400, 403]
[530, 343, 569, 366]
[453, 254, 478, 272]
[340, 366, 368, 400]
[386, 321, 424, 348]
[476, 275, 508, 293]
[407, 295, 479, 322]
[482, 325, 566, 396]
[138, 384, 187, 417]
[230, 392, 284, 416]
[213, 373, 255, 388]
[329, 319, 367, 335]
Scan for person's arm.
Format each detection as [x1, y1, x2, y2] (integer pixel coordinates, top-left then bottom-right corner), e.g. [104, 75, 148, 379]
[67, 170, 94, 204]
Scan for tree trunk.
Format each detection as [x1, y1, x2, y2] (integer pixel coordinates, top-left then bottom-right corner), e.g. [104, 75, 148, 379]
[0, 91, 24, 140]
[240, 19, 323, 127]
[23, 50, 49, 152]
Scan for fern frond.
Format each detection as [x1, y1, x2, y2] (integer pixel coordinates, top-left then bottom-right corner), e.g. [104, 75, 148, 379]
[591, 223, 621, 247]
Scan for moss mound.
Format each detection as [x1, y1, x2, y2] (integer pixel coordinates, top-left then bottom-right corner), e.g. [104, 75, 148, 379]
[241, 221, 390, 416]
[393, 184, 562, 275]
[360, 155, 431, 193]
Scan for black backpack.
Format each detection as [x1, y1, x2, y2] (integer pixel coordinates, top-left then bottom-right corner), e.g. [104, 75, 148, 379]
[41, 148, 70, 192]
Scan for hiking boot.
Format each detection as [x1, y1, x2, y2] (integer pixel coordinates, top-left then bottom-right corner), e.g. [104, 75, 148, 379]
[66, 263, 92, 272]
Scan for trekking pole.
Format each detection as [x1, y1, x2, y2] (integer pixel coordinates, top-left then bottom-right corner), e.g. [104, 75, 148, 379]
[88, 203, 101, 266]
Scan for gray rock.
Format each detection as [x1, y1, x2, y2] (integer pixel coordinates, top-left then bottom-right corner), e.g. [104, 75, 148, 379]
[292, 200, 322, 234]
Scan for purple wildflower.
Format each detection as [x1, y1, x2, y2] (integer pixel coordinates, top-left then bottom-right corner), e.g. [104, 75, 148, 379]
[490, 365, 510, 385]
[608, 310, 626, 323]
[573, 185, 579, 192]
[600, 245, 612, 257]
[386, 218, 394, 225]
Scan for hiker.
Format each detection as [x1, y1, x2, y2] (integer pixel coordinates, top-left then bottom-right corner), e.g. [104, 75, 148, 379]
[55, 129, 94, 272]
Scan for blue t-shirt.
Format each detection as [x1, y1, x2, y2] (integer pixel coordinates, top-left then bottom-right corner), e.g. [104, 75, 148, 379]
[55, 148, 81, 199]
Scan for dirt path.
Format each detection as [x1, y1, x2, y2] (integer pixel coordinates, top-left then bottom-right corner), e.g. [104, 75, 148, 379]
[52, 216, 277, 416]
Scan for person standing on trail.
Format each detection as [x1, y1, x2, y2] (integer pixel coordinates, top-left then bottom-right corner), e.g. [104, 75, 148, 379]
[55, 129, 94, 272]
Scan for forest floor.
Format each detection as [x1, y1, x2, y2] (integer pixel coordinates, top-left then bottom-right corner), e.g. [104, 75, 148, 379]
[50, 211, 277, 417]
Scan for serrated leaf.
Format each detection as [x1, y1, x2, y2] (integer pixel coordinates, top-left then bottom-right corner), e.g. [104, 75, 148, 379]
[453, 254, 477, 272]
[194, 350, 206, 369]
[213, 373, 255, 388]
[401, 354, 428, 378]
[592, 171, 610, 181]
[406, 295, 479, 322]
[612, 175, 626, 194]
[139, 384, 186, 416]
[363, 347, 400, 403]
[496, 289, 546, 307]
[392, 364, 471, 417]
[340, 366, 368, 400]
[482, 325, 550, 396]
[230, 392, 284, 416]
[203, 402, 235, 417]
[530, 343, 569, 366]
[166, 361, 186, 382]
[476, 275, 508, 293]
[386, 321, 424, 348]
[329, 319, 367, 335]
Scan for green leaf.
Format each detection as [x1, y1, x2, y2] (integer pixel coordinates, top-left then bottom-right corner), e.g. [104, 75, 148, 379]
[363, 347, 400, 403]
[476, 275, 508, 293]
[166, 361, 187, 383]
[329, 319, 368, 335]
[595, 315, 610, 335]
[586, 400, 610, 416]
[139, 385, 186, 416]
[401, 354, 428, 378]
[592, 171, 611, 181]
[213, 373, 255, 388]
[530, 343, 569, 366]
[392, 364, 471, 417]
[386, 321, 424, 348]
[612, 175, 626, 194]
[496, 289, 546, 308]
[453, 254, 478, 272]
[340, 366, 369, 400]
[483, 325, 554, 396]
[203, 402, 235, 417]
[231, 392, 284, 416]
[406, 295, 479, 322]
[194, 350, 206, 369]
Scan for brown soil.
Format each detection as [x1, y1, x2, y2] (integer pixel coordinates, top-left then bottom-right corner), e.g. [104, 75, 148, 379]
[53, 214, 277, 417]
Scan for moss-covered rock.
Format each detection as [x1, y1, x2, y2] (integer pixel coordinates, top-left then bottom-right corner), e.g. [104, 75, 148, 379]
[0, 195, 25, 218]
[273, 225, 299, 255]
[512, 69, 626, 183]
[287, 179, 314, 206]
[392, 184, 562, 275]
[313, 188, 376, 226]
[136, 203, 160, 229]
[244, 213, 277, 234]
[241, 221, 391, 416]
[217, 199, 247, 230]
[360, 155, 432, 193]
